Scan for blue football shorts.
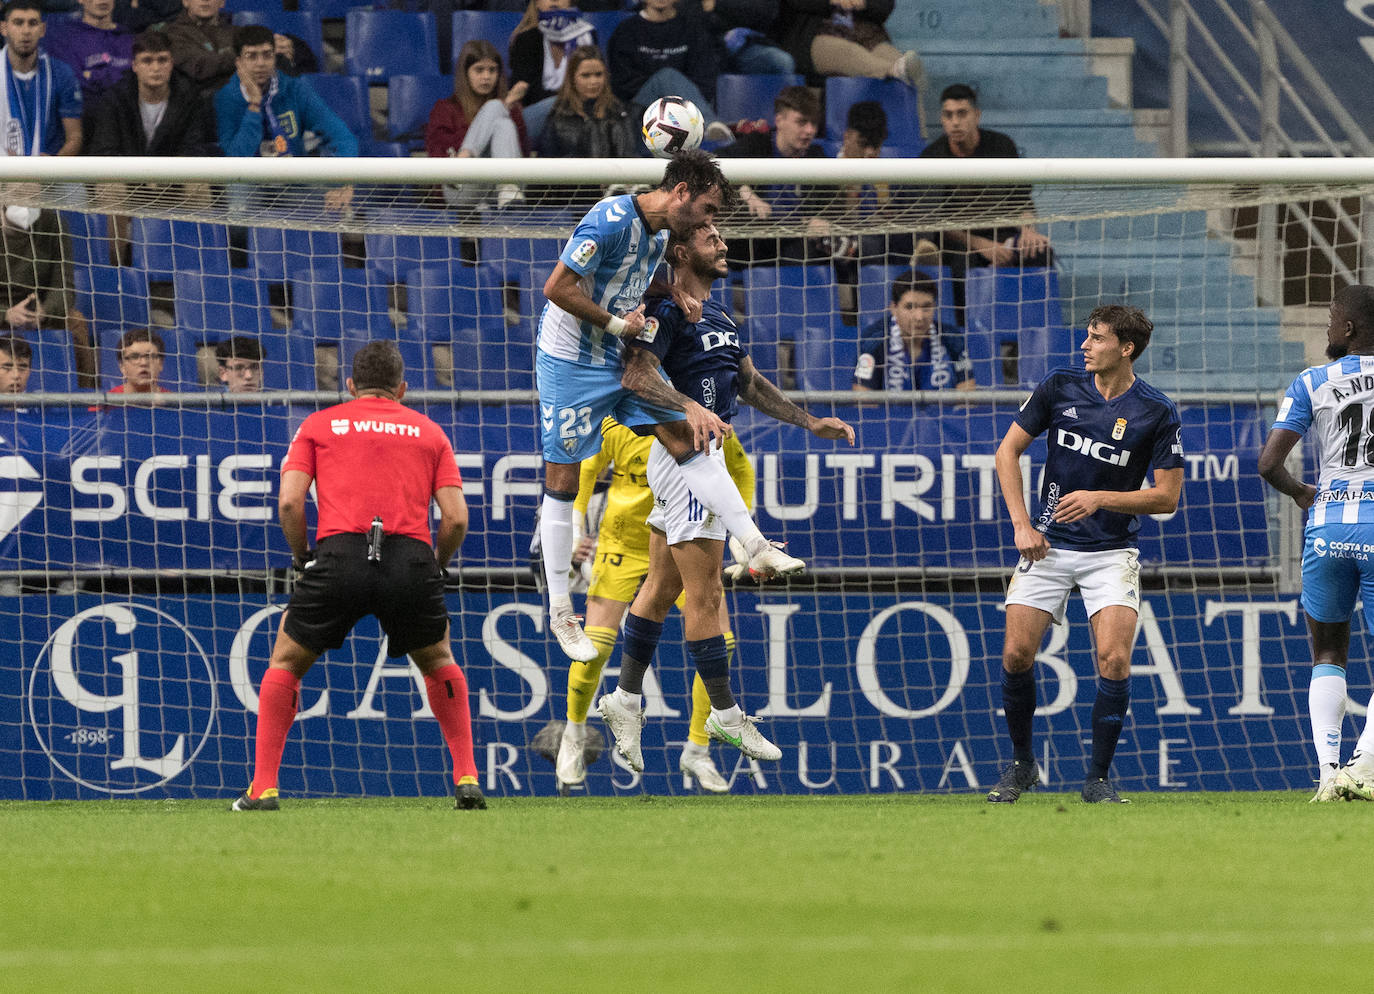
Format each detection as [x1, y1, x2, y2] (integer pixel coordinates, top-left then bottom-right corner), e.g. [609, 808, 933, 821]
[1302, 522, 1374, 628]
[535, 350, 684, 464]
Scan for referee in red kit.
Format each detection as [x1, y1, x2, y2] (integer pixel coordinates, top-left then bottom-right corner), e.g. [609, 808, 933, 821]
[233, 340, 485, 811]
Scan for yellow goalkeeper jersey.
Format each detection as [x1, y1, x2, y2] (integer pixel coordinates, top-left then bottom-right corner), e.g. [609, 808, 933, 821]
[575, 417, 755, 555]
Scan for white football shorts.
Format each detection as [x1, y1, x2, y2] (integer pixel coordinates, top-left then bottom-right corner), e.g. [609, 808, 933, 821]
[1004, 546, 1141, 624]
[645, 440, 728, 545]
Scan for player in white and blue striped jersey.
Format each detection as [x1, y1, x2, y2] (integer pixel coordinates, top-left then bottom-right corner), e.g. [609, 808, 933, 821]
[1260, 284, 1374, 802]
[536, 151, 804, 664]
[992, 305, 1184, 804]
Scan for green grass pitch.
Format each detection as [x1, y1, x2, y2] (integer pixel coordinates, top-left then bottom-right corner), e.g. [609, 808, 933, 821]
[2, 792, 1370, 992]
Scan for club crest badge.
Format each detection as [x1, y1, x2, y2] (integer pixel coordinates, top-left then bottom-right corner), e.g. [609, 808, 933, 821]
[1112, 418, 1127, 440]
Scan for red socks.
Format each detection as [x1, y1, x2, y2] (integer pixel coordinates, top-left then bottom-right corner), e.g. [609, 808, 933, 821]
[250, 668, 300, 797]
[425, 663, 479, 783]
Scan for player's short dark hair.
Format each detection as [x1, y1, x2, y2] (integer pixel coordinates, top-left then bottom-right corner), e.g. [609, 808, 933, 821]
[1, 0, 42, 22]
[119, 327, 164, 357]
[659, 148, 736, 208]
[1334, 284, 1374, 335]
[352, 340, 404, 392]
[215, 336, 265, 364]
[891, 270, 938, 305]
[1087, 304, 1153, 361]
[233, 24, 275, 55]
[0, 335, 31, 362]
[775, 85, 821, 125]
[846, 100, 888, 149]
[940, 83, 978, 106]
[133, 30, 172, 58]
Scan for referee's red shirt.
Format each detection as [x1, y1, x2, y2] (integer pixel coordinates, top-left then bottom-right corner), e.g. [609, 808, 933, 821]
[283, 396, 463, 546]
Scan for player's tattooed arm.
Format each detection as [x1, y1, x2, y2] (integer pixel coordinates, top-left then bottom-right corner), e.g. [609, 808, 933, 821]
[622, 344, 731, 451]
[738, 356, 856, 443]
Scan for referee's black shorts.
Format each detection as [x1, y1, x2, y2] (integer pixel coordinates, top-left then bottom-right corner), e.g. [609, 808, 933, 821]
[283, 533, 449, 658]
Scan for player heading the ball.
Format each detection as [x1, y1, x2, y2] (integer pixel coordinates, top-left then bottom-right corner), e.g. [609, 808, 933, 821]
[991, 305, 1184, 805]
[536, 149, 805, 663]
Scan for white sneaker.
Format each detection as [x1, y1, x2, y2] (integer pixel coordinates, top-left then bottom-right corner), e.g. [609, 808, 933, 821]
[722, 535, 751, 582]
[549, 604, 596, 662]
[556, 723, 588, 787]
[596, 693, 645, 771]
[1335, 751, 1374, 801]
[706, 711, 781, 761]
[680, 749, 729, 793]
[495, 183, 524, 209]
[1311, 764, 1340, 802]
[745, 539, 805, 581]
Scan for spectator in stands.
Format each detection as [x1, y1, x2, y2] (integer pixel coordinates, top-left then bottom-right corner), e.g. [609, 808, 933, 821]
[0, 0, 93, 386]
[215, 335, 264, 392]
[685, 0, 793, 76]
[717, 84, 832, 265]
[508, 0, 594, 146]
[918, 83, 1052, 322]
[165, 0, 234, 98]
[0, 334, 31, 393]
[87, 29, 213, 155]
[426, 39, 529, 211]
[852, 271, 974, 392]
[607, 0, 732, 141]
[777, 0, 921, 91]
[216, 25, 356, 208]
[110, 326, 168, 396]
[538, 45, 633, 159]
[44, 0, 133, 112]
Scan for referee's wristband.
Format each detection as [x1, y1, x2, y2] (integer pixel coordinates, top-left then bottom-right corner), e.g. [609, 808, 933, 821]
[604, 314, 627, 336]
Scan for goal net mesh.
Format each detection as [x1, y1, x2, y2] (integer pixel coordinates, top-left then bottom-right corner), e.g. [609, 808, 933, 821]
[2, 167, 1367, 799]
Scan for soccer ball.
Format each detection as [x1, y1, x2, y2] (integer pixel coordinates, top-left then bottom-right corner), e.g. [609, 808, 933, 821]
[642, 97, 705, 158]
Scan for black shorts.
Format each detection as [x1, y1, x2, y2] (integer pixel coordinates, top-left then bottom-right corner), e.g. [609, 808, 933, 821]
[282, 533, 449, 659]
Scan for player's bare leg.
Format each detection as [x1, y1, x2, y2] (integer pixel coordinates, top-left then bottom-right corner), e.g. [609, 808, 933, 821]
[232, 621, 319, 811]
[1081, 605, 1136, 804]
[652, 421, 804, 580]
[541, 460, 596, 661]
[987, 605, 1053, 803]
[411, 636, 485, 810]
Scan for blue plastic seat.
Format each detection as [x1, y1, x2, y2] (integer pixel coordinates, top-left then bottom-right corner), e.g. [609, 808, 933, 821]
[965, 266, 1070, 386]
[20, 329, 79, 393]
[339, 330, 433, 389]
[715, 73, 805, 124]
[582, 10, 629, 49]
[387, 74, 453, 148]
[173, 271, 271, 335]
[233, 10, 324, 66]
[73, 265, 150, 337]
[59, 210, 112, 268]
[302, 73, 371, 149]
[246, 226, 344, 282]
[130, 219, 232, 279]
[450, 11, 521, 64]
[296, 0, 370, 19]
[224, 0, 282, 11]
[290, 267, 389, 341]
[364, 213, 460, 284]
[795, 333, 860, 392]
[404, 264, 525, 389]
[823, 77, 922, 152]
[347, 10, 439, 81]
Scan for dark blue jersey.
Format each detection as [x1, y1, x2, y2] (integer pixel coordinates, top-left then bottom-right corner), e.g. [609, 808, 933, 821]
[634, 295, 746, 422]
[853, 316, 973, 391]
[1015, 367, 1184, 550]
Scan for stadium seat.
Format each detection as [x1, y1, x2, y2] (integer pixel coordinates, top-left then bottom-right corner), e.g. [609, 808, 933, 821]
[339, 331, 433, 389]
[478, 236, 563, 324]
[346, 10, 440, 81]
[246, 227, 344, 283]
[823, 77, 922, 153]
[387, 74, 453, 149]
[450, 11, 521, 68]
[59, 210, 112, 269]
[21, 329, 79, 393]
[964, 266, 1071, 386]
[364, 212, 460, 283]
[173, 271, 271, 337]
[715, 73, 805, 125]
[304, 74, 372, 148]
[129, 219, 232, 280]
[741, 265, 839, 380]
[233, 10, 324, 67]
[795, 327, 860, 392]
[73, 265, 150, 337]
[290, 268, 389, 341]
[583, 10, 630, 48]
[404, 264, 525, 389]
[296, 0, 369, 19]
[224, 0, 282, 12]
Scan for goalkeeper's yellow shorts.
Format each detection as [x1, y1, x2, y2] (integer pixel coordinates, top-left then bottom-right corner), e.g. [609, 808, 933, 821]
[586, 545, 650, 603]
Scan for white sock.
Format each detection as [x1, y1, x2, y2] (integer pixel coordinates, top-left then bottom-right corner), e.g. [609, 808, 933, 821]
[675, 451, 764, 548]
[614, 687, 642, 711]
[540, 493, 574, 603]
[681, 741, 708, 761]
[563, 719, 586, 742]
[1356, 693, 1374, 758]
[1309, 666, 1347, 766]
[711, 704, 743, 727]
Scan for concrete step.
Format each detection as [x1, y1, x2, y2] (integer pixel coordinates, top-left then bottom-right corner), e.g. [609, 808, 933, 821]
[924, 72, 1110, 110]
[888, 0, 1060, 42]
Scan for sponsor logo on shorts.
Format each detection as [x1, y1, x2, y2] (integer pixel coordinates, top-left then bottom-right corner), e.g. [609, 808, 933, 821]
[1313, 537, 1374, 560]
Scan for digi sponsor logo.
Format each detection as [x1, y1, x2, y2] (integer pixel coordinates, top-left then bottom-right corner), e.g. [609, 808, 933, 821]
[27, 603, 216, 793]
[1056, 428, 1130, 467]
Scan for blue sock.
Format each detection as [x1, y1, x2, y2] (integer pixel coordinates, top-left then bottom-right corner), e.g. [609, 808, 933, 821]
[688, 635, 734, 709]
[617, 613, 663, 695]
[1087, 676, 1130, 781]
[1002, 668, 1036, 764]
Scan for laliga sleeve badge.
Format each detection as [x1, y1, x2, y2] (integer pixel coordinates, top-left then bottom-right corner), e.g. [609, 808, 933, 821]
[854, 353, 875, 380]
[636, 316, 659, 343]
[1112, 418, 1127, 440]
[571, 238, 597, 267]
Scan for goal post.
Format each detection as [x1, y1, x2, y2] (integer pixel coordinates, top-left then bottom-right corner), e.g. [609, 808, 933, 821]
[2, 155, 1368, 800]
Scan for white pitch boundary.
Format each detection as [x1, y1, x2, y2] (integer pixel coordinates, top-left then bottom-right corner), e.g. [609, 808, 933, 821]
[1, 155, 1374, 187]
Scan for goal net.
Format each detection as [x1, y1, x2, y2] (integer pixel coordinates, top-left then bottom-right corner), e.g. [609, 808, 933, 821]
[2, 155, 1368, 799]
